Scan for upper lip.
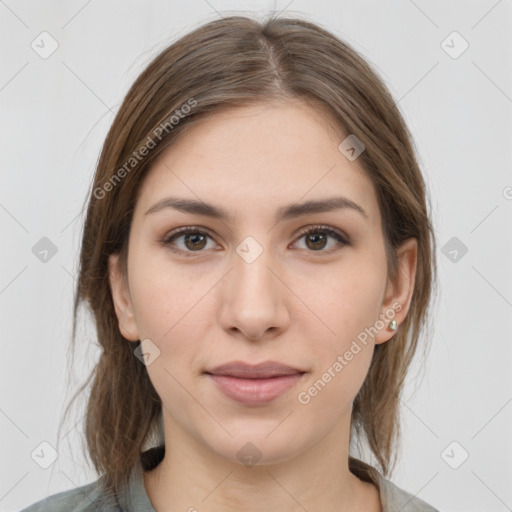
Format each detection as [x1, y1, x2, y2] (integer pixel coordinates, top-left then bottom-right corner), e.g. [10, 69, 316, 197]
[205, 360, 305, 379]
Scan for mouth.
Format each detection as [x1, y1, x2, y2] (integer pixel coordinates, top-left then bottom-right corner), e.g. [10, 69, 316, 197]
[205, 360, 305, 379]
[204, 360, 306, 406]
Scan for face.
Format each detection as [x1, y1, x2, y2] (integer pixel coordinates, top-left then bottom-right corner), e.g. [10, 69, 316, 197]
[109, 100, 417, 467]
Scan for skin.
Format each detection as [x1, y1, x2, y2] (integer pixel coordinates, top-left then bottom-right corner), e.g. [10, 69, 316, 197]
[109, 100, 417, 512]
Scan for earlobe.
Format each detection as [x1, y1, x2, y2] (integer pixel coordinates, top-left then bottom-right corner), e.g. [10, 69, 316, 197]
[108, 253, 140, 341]
[374, 238, 418, 345]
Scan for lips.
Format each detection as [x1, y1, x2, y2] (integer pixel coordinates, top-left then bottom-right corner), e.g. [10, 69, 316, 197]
[205, 360, 305, 379]
[205, 360, 306, 406]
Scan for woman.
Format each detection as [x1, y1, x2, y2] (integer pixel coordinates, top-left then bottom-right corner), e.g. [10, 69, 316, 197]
[22, 14, 439, 512]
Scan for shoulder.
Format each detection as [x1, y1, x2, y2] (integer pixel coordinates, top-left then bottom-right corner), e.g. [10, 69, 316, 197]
[349, 458, 439, 512]
[377, 475, 439, 512]
[19, 477, 120, 512]
[20, 446, 162, 512]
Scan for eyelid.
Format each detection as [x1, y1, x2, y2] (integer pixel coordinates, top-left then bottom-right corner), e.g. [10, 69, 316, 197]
[160, 224, 351, 256]
[159, 226, 220, 257]
[293, 224, 350, 245]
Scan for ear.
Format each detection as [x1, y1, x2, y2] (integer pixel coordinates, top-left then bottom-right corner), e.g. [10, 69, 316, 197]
[108, 253, 140, 341]
[374, 237, 418, 345]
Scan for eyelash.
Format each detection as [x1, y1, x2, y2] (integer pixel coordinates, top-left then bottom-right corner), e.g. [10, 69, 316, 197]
[159, 225, 350, 258]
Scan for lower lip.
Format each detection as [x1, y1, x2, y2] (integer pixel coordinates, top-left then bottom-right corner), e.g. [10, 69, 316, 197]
[207, 373, 305, 406]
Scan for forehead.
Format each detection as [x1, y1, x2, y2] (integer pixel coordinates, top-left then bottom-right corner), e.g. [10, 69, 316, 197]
[135, 101, 381, 227]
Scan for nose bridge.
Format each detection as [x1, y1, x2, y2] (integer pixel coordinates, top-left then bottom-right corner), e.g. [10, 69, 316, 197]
[232, 238, 279, 308]
[219, 235, 288, 339]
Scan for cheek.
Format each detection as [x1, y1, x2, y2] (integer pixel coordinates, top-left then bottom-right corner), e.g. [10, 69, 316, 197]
[128, 257, 211, 406]
[295, 268, 383, 415]
[128, 249, 209, 341]
[127, 252, 223, 399]
[290, 258, 386, 413]
[295, 257, 386, 349]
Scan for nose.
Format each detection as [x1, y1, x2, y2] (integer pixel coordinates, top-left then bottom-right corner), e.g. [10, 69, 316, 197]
[218, 245, 291, 342]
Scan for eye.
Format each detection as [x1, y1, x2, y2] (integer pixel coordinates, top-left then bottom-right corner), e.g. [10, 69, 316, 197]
[293, 225, 350, 254]
[160, 226, 219, 257]
[160, 224, 350, 257]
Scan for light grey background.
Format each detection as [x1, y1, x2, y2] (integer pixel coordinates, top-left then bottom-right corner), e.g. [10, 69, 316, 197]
[1, 1, 511, 511]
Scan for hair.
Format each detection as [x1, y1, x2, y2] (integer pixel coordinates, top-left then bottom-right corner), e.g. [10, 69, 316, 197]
[62, 13, 437, 498]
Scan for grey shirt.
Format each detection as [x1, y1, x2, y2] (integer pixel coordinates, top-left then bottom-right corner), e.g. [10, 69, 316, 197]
[20, 446, 439, 511]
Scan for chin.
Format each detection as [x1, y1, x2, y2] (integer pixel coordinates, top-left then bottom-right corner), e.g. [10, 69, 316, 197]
[203, 430, 309, 468]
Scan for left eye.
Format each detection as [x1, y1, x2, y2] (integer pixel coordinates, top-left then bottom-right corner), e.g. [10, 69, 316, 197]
[160, 225, 350, 256]
[294, 226, 350, 253]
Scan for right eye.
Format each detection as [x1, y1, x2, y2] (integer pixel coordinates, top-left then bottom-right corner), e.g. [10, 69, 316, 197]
[160, 226, 219, 257]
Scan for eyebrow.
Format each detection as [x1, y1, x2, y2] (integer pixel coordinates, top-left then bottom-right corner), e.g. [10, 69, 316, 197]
[144, 195, 368, 223]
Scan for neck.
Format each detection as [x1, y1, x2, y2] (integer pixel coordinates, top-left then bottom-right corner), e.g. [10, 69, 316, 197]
[143, 413, 381, 512]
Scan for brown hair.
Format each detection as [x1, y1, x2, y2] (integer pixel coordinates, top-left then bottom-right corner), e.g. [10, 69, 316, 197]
[62, 13, 437, 497]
